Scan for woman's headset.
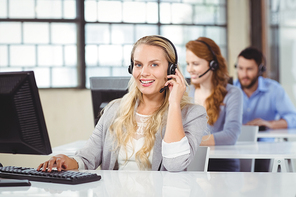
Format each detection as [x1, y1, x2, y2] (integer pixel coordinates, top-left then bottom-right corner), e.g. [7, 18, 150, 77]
[128, 36, 178, 76]
[195, 39, 219, 78]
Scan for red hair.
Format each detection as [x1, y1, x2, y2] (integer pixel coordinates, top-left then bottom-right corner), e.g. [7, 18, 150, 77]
[186, 37, 229, 125]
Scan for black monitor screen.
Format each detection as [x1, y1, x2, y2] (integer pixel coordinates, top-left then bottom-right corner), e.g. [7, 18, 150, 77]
[90, 77, 130, 125]
[0, 71, 52, 155]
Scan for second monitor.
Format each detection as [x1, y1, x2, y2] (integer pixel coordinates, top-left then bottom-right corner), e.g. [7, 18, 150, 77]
[90, 77, 130, 125]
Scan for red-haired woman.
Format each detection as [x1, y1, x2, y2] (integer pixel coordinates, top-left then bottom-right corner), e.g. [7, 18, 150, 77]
[186, 37, 243, 172]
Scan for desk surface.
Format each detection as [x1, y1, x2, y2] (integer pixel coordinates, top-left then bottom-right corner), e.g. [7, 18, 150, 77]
[52, 140, 87, 155]
[53, 140, 296, 160]
[257, 128, 296, 139]
[1, 170, 296, 197]
[209, 141, 296, 159]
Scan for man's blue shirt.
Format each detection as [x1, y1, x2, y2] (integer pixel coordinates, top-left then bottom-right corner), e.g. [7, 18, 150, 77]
[234, 76, 296, 141]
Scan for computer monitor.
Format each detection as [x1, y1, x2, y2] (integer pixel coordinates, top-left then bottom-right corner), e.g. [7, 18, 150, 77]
[90, 77, 130, 125]
[0, 71, 52, 156]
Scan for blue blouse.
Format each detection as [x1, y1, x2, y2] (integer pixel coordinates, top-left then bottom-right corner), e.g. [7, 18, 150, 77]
[188, 84, 243, 145]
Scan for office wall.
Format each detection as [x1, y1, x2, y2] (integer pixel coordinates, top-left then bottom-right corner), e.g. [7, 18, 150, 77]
[227, 0, 251, 79]
[39, 89, 94, 148]
[0, 2, 251, 168]
[0, 89, 94, 167]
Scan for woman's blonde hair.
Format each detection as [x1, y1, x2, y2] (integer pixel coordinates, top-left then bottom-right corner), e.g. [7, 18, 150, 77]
[186, 37, 229, 125]
[106, 35, 192, 169]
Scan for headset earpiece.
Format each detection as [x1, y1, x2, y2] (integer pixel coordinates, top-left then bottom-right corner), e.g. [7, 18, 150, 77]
[128, 65, 133, 74]
[258, 63, 266, 74]
[168, 63, 176, 75]
[128, 58, 133, 74]
[209, 60, 218, 71]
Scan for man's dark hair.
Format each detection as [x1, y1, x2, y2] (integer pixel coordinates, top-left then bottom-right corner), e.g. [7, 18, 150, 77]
[238, 47, 264, 67]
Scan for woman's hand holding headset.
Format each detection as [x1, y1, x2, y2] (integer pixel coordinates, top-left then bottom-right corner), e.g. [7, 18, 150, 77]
[164, 68, 186, 105]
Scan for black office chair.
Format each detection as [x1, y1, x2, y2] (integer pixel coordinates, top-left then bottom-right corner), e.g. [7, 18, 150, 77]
[186, 77, 232, 84]
[89, 77, 130, 126]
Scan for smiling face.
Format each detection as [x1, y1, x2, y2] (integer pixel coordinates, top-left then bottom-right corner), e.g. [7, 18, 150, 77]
[132, 44, 168, 97]
[186, 49, 212, 85]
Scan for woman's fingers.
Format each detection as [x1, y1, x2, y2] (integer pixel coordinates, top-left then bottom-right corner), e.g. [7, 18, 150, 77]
[48, 157, 58, 172]
[37, 163, 44, 171]
[167, 69, 180, 82]
[175, 68, 185, 85]
[165, 69, 180, 86]
[56, 158, 62, 171]
[166, 69, 186, 90]
[164, 68, 186, 104]
[37, 154, 69, 172]
[40, 161, 49, 172]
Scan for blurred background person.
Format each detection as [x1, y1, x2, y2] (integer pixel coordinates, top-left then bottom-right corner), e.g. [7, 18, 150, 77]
[186, 37, 243, 172]
[234, 47, 296, 171]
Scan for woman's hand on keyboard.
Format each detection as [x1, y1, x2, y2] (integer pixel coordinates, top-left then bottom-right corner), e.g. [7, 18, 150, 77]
[37, 154, 79, 172]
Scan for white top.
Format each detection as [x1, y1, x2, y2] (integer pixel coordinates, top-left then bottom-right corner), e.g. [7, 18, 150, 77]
[118, 113, 153, 170]
[118, 137, 153, 170]
[118, 113, 190, 170]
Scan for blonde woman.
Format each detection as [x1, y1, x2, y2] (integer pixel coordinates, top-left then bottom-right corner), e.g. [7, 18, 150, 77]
[38, 35, 207, 172]
[186, 37, 243, 171]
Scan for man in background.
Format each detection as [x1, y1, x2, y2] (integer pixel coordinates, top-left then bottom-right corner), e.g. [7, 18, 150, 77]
[234, 47, 296, 171]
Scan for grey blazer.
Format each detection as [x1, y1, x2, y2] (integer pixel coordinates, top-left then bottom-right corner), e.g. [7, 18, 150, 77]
[75, 99, 207, 172]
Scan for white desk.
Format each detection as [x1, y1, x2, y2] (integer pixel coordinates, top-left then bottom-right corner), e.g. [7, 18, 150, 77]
[257, 128, 296, 140]
[209, 141, 296, 172]
[1, 170, 296, 197]
[51, 140, 87, 155]
[53, 140, 296, 172]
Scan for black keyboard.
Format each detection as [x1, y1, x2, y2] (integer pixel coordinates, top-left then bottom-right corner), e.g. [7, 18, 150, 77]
[0, 166, 101, 185]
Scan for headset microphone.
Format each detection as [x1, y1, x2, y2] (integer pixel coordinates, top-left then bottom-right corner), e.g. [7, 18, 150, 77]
[159, 86, 167, 93]
[198, 67, 211, 78]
